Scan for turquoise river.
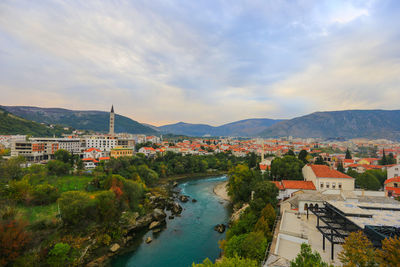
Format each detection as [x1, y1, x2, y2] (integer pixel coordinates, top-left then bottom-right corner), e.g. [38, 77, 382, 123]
[112, 175, 230, 267]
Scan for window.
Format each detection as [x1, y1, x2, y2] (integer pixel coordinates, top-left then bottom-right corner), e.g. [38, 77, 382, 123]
[320, 183, 324, 189]
[395, 168, 398, 171]
[395, 174, 399, 177]
[395, 183, 398, 188]
[326, 182, 330, 188]
[338, 183, 342, 189]
[332, 182, 336, 189]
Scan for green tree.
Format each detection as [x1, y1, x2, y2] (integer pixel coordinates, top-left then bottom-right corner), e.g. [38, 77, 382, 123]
[345, 149, 352, 159]
[286, 149, 296, 156]
[270, 156, 305, 181]
[0, 156, 26, 181]
[387, 153, 396, 165]
[379, 149, 387, 166]
[224, 231, 267, 261]
[59, 191, 96, 226]
[95, 190, 119, 224]
[227, 164, 261, 203]
[356, 172, 381, 191]
[337, 160, 345, 173]
[338, 231, 376, 267]
[298, 150, 309, 164]
[47, 160, 70, 176]
[32, 184, 60, 205]
[346, 168, 359, 179]
[54, 149, 71, 164]
[314, 156, 327, 165]
[291, 243, 330, 267]
[192, 255, 258, 267]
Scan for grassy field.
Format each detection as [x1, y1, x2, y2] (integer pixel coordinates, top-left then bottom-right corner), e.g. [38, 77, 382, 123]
[18, 203, 58, 224]
[48, 175, 93, 193]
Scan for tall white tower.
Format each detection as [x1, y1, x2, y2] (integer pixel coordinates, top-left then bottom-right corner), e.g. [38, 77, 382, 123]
[109, 105, 115, 135]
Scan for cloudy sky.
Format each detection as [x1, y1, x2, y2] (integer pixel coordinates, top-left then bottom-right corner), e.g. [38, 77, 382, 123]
[1, 0, 399, 126]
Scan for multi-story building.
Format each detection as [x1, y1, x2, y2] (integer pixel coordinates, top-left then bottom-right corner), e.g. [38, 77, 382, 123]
[302, 164, 355, 191]
[110, 146, 133, 159]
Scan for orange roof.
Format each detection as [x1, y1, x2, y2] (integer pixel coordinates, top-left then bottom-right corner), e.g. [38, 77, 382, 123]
[343, 159, 355, 163]
[384, 177, 400, 185]
[259, 164, 268, 171]
[99, 157, 110, 161]
[271, 181, 284, 190]
[309, 164, 352, 179]
[85, 148, 101, 153]
[281, 180, 316, 190]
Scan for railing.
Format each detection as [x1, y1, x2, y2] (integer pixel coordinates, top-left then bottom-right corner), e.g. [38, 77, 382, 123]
[261, 214, 281, 266]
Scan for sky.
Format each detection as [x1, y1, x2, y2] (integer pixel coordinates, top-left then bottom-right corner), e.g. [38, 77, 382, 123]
[1, 0, 400, 126]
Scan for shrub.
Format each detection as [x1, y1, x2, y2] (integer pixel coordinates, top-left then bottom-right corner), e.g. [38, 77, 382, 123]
[192, 255, 258, 267]
[224, 231, 267, 261]
[58, 191, 96, 226]
[0, 219, 31, 266]
[47, 242, 72, 267]
[32, 183, 60, 205]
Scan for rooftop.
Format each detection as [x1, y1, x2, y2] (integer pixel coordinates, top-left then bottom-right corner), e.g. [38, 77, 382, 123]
[309, 164, 352, 179]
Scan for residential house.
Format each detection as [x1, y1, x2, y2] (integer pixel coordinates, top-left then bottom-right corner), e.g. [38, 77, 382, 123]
[302, 164, 355, 191]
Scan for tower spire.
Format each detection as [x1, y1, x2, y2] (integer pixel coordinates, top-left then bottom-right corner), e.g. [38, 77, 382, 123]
[109, 105, 115, 135]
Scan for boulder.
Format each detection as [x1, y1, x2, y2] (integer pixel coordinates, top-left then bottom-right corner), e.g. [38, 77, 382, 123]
[171, 202, 183, 215]
[145, 236, 152, 243]
[179, 195, 189, 202]
[149, 221, 161, 230]
[152, 208, 167, 221]
[214, 224, 226, 233]
[109, 243, 120, 253]
[172, 181, 178, 187]
[192, 198, 197, 203]
[169, 215, 174, 220]
[153, 228, 162, 233]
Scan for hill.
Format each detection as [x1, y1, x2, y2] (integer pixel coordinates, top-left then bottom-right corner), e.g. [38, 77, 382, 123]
[1, 106, 157, 135]
[0, 108, 72, 136]
[259, 110, 400, 140]
[158, 118, 282, 137]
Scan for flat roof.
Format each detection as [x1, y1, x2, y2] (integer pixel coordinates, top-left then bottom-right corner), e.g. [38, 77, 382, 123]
[327, 200, 400, 228]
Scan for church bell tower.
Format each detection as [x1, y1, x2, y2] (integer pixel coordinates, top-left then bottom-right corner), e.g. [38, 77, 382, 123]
[109, 105, 115, 135]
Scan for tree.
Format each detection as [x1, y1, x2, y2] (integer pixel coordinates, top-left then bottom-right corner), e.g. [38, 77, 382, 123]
[291, 243, 330, 267]
[32, 184, 60, 205]
[227, 164, 262, 203]
[95, 190, 119, 224]
[224, 231, 267, 261]
[379, 149, 387, 166]
[286, 150, 296, 157]
[356, 172, 381, 191]
[314, 156, 328, 165]
[298, 150, 309, 164]
[59, 191, 96, 226]
[387, 153, 396, 165]
[0, 218, 31, 266]
[345, 149, 352, 159]
[270, 156, 305, 181]
[54, 149, 71, 164]
[192, 255, 258, 267]
[337, 161, 345, 173]
[0, 156, 26, 182]
[376, 236, 400, 266]
[47, 160, 70, 176]
[251, 181, 279, 211]
[346, 168, 359, 179]
[338, 231, 376, 267]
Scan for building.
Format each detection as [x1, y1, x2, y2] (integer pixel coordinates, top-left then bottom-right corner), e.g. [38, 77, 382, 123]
[302, 164, 355, 191]
[272, 180, 316, 200]
[384, 176, 400, 197]
[110, 146, 133, 158]
[109, 105, 115, 135]
[387, 164, 400, 179]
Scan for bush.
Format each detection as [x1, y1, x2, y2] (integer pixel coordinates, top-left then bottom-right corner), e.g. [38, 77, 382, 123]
[226, 209, 258, 240]
[7, 178, 33, 204]
[47, 242, 72, 267]
[32, 183, 60, 205]
[224, 231, 267, 261]
[192, 255, 258, 267]
[291, 243, 330, 267]
[95, 190, 119, 224]
[59, 191, 96, 226]
[47, 160, 70, 176]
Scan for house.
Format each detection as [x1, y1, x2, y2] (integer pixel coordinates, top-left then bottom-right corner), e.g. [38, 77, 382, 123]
[83, 148, 104, 159]
[138, 147, 156, 157]
[272, 180, 316, 200]
[357, 158, 379, 165]
[110, 146, 133, 158]
[384, 177, 400, 197]
[387, 164, 400, 180]
[302, 164, 355, 191]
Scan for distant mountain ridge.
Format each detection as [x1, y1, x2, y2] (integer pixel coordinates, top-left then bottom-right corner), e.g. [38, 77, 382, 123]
[259, 110, 400, 140]
[1, 106, 157, 135]
[0, 107, 72, 136]
[158, 118, 283, 137]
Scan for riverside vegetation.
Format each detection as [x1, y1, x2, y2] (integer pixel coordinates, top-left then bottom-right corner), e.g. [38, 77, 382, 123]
[0, 150, 258, 266]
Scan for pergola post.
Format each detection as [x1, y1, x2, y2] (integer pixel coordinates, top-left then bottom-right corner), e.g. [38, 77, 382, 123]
[323, 236, 325, 251]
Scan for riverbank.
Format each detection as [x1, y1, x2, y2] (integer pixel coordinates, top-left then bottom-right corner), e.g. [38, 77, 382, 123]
[213, 181, 230, 201]
[162, 171, 227, 183]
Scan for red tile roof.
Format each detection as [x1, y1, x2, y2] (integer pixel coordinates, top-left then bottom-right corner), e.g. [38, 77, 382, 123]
[384, 177, 400, 185]
[85, 148, 101, 153]
[309, 164, 352, 179]
[271, 181, 284, 190]
[281, 180, 316, 190]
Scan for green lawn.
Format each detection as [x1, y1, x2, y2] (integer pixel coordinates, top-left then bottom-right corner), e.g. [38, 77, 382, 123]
[48, 175, 93, 193]
[18, 203, 58, 224]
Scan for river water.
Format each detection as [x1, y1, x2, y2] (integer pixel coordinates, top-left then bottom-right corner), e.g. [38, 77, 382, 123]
[111, 175, 230, 267]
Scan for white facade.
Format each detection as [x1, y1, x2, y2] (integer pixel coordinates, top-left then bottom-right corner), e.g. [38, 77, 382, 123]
[84, 136, 118, 152]
[387, 164, 400, 179]
[302, 165, 355, 191]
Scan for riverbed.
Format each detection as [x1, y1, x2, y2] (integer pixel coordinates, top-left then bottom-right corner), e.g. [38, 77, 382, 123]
[111, 175, 230, 267]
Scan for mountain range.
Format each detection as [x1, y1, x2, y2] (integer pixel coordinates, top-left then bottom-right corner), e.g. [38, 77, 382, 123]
[259, 110, 400, 140]
[157, 119, 283, 137]
[2, 106, 400, 140]
[1, 106, 157, 135]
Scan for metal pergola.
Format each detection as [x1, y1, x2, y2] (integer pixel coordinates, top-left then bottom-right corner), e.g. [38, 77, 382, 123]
[309, 201, 400, 260]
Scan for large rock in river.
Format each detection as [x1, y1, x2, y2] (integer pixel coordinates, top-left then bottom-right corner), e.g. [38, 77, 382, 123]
[109, 243, 120, 253]
[149, 221, 161, 230]
[172, 202, 183, 215]
[152, 208, 167, 221]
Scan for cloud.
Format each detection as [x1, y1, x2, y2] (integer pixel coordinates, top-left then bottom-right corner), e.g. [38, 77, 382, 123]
[0, 0, 399, 125]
